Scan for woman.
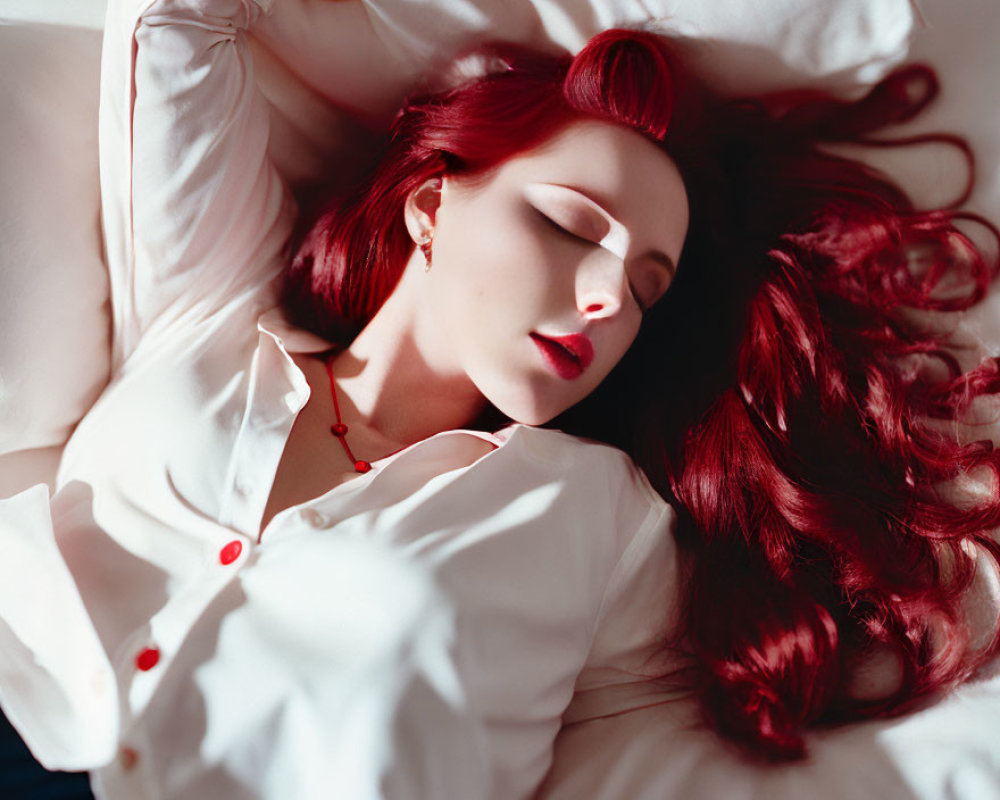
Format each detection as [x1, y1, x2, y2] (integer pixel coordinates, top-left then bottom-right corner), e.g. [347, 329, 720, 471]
[0, 0, 997, 798]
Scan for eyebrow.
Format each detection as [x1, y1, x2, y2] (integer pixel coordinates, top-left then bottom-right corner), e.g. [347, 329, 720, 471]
[548, 183, 677, 277]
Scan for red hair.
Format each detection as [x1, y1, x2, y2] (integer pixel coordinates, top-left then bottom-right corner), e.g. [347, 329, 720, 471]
[285, 31, 1000, 761]
[283, 29, 688, 342]
[566, 61, 1000, 758]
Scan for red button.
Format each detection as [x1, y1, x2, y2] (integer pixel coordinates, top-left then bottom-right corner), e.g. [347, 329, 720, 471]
[135, 647, 160, 671]
[219, 540, 243, 565]
[120, 746, 139, 771]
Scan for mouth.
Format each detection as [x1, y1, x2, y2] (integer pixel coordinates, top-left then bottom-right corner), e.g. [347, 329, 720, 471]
[530, 332, 595, 380]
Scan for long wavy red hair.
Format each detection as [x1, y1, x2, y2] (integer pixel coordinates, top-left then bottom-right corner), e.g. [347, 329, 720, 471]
[284, 29, 1000, 760]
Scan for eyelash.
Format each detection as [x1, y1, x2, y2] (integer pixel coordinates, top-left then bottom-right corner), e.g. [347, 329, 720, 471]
[533, 207, 585, 242]
[532, 207, 649, 311]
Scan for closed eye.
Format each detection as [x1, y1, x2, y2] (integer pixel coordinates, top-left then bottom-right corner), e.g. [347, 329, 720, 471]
[630, 268, 668, 312]
[532, 207, 591, 244]
[532, 207, 651, 311]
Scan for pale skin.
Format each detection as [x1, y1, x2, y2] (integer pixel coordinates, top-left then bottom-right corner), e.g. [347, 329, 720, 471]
[260, 119, 690, 533]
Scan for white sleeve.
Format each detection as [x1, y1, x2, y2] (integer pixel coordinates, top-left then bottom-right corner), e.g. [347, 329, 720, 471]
[563, 476, 683, 726]
[414, 435, 679, 800]
[100, 0, 294, 367]
[0, 485, 118, 771]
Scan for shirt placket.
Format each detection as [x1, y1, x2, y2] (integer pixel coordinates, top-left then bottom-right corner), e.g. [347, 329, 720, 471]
[220, 329, 309, 537]
[111, 531, 254, 770]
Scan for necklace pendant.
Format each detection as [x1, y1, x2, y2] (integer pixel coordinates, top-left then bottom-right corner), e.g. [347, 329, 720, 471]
[327, 353, 372, 476]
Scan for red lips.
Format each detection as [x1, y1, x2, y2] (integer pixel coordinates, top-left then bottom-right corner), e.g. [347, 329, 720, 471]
[530, 332, 595, 380]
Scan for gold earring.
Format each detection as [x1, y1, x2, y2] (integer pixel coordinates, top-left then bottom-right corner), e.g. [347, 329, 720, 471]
[418, 232, 434, 271]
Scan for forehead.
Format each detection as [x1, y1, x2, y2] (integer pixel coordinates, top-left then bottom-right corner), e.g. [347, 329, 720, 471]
[489, 119, 689, 253]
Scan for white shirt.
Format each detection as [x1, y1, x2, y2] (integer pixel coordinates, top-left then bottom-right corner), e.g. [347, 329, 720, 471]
[0, 1, 680, 798]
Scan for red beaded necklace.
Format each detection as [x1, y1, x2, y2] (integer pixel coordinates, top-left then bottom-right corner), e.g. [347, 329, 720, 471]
[325, 353, 372, 474]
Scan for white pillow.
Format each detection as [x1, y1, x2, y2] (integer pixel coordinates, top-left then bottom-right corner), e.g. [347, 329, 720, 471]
[0, 1, 106, 29]
[255, 0, 915, 107]
[0, 23, 109, 461]
[251, 0, 917, 165]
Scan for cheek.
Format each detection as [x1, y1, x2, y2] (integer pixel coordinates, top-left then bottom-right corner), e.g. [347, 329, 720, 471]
[436, 211, 556, 319]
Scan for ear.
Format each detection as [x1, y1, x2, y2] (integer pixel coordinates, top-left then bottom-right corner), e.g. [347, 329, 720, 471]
[403, 177, 444, 244]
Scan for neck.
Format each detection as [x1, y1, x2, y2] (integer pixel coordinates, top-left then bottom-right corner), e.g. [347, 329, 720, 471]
[325, 262, 490, 449]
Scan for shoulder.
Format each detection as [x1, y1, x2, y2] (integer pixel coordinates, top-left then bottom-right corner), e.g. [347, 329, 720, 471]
[492, 424, 672, 529]
[497, 423, 657, 484]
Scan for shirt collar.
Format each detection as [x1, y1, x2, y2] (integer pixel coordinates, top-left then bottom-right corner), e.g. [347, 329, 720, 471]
[256, 307, 336, 354]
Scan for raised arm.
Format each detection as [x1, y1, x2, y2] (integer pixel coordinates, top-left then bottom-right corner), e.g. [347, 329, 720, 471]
[100, 0, 294, 368]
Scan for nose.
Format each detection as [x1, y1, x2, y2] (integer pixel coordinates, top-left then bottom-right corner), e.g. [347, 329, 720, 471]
[575, 253, 628, 320]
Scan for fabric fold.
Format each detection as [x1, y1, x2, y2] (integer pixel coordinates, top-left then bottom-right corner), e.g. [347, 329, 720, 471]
[0, 484, 119, 771]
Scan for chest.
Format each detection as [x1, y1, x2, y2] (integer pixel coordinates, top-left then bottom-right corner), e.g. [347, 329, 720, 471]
[59, 326, 308, 540]
[259, 385, 363, 535]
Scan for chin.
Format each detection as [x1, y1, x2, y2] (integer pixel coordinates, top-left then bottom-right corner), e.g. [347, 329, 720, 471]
[476, 373, 576, 428]
[492, 399, 566, 428]
[506, 412, 553, 427]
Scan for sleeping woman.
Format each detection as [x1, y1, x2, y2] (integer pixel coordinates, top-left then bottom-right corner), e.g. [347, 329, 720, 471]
[1, 0, 998, 797]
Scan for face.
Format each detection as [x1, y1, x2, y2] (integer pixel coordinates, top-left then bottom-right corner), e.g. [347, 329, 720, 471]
[407, 119, 690, 425]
